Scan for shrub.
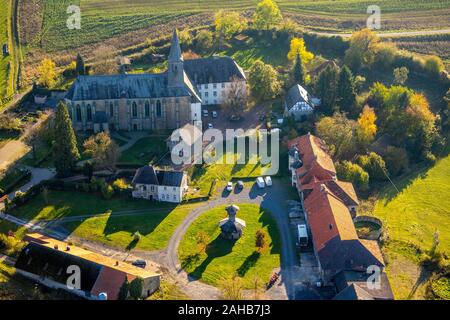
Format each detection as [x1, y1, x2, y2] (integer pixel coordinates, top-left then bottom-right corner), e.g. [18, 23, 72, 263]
[255, 229, 269, 252]
[0, 234, 25, 257]
[383, 146, 409, 177]
[430, 277, 450, 300]
[356, 152, 388, 182]
[101, 184, 114, 199]
[112, 178, 130, 192]
[336, 161, 369, 191]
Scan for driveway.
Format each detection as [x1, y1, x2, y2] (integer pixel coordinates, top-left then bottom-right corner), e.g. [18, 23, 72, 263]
[153, 177, 302, 300]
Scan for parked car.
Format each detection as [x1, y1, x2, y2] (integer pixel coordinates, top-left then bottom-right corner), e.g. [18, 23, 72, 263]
[203, 110, 209, 117]
[264, 176, 273, 187]
[256, 177, 265, 189]
[212, 111, 218, 118]
[236, 181, 244, 190]
[226, 182, 233, 192]
[132, 260, 147, 268]
[208, 123, 214, 129]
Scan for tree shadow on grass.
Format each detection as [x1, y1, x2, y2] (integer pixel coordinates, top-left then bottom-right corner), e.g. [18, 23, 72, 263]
[236, 251, 261, 277]
[188, 235, 236, 281]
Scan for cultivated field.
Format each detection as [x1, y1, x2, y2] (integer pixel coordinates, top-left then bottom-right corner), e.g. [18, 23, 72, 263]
[24, 0, 450, 52]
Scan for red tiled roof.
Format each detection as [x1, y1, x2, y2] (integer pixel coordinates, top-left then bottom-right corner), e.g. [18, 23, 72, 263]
[304, 184, 358, 251]
[288, 134, 336, 176]
[91, 266, 127, 300]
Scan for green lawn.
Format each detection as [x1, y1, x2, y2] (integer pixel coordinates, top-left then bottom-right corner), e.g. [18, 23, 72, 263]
[118, 136, 167, 166]
[8, 190, 199, 251]
[62, 202, 199, 251]
[178, 204, 281, 288]
[189, 152, 272, 197]
[373, 153, 450, 299]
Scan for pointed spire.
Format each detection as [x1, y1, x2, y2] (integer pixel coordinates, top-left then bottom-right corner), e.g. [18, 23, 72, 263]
[168, 29, 183, 62]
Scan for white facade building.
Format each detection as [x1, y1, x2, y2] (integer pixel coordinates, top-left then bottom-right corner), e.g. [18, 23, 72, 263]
[132, 165, 188, 203]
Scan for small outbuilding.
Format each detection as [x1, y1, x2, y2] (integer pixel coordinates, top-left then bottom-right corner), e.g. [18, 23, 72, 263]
[219, 205, 246, 240]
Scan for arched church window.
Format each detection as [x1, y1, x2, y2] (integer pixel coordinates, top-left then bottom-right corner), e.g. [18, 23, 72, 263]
[132, 102, 138, 118]
[156, 100, 162, 118]
[145, 101, 150, 118]
[86, 104, 93, 121]
[76, 105, 82, 122]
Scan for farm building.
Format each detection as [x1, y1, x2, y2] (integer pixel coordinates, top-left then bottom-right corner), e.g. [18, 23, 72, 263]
[15, 234, 161, 300]
[288, 134, 393, 300]
[284, 84, 319, 121]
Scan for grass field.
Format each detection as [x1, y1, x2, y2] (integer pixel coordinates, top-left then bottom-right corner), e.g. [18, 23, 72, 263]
[372, 152, 450, 299]
[118, 135, 167, 166]
[7, 190, 199, 251]
[178, 203, 281, 288]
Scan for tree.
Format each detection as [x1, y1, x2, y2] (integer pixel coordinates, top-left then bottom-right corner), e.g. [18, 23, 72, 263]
[129, 277, 144, 300]
[76, 53, 86, 75]
[253, 0, 282, 30]
[287, 37, 314, 64]
[314, 64, 340, 115]
[336, 161, 369, 191]
[196, 231, 210, 253]
[292, 53, 305, 84]
[373, 42, 397, 70]
[194, 30, 214, 52]
[248, 60, 281, 101]
[337, 66, 356, 115]
[344, 29, 380, 71]
[118, 279, 129, 300]
[357, 152, 388, 182]
[178, 29, 193, 48]
[37, 58, 57, 88]
[220, 275, 244, 300]
[356, 105, 377, 148]
[393, 67, 409, 85]
[83, 132, 121, 171]
[215, 11, 246, 42]
[315, 113, 358, 160]
[223, 76, 247, 120]
[53, 102, 80, 177]
[424, 55, 444, 77]
[82, 161, 94, 180]
[383, 146, 409, 177]
[255, 229, 269, 252]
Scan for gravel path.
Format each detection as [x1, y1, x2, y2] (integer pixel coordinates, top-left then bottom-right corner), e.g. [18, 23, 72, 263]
[1, 177, 300, 300]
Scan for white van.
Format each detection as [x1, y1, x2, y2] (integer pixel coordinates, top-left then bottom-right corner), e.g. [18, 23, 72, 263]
[297, 224, 308, 247]
[256, 177, 265, 189]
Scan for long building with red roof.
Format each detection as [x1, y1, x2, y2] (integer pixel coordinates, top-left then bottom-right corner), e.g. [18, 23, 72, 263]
[288, 133, 393, 300]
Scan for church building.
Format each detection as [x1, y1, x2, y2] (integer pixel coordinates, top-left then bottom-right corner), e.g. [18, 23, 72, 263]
[65, 30, 246, 132]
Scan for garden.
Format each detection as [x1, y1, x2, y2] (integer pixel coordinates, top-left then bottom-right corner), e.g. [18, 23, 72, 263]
[178, 204, 281, 288]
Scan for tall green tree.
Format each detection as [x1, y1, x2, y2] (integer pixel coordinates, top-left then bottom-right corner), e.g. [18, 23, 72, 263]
[292, 52, 304, 84]
[315, 64, 340, 115]
[253, 0, 282, 30]
[76, 53, 85, 76]
[129, 277, 144, 300]
[248, 60, 281, 101]
[337, 66, 357, 115]
[53, 102, 80, 177]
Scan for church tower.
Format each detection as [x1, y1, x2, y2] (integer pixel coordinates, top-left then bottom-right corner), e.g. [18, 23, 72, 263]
[168, 29, 184, 88]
